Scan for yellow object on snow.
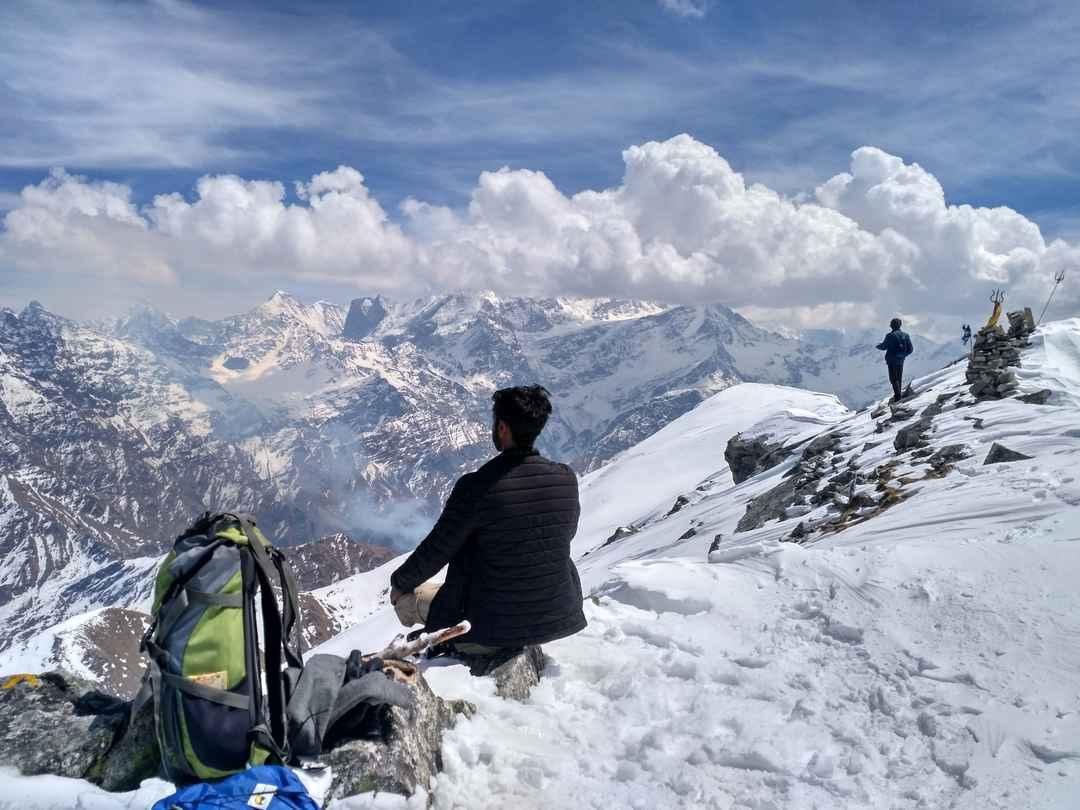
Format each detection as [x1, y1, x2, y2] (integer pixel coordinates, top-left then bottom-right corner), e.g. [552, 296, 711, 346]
[2, 674, 41, 689]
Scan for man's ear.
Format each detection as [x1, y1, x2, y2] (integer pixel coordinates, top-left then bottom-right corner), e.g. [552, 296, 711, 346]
[497, 419, 513, 447]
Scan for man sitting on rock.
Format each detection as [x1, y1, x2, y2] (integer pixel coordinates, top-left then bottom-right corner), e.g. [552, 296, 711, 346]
[389, 385, 587, 660]
[876, 317, 914, 400]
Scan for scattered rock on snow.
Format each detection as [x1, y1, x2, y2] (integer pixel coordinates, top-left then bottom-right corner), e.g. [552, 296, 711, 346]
[929, 445, 968, 467]
[894, 415, 933, 453]
[735, 476, 800, 533]
[602, 525, 639, 548]
[665, 495, 691, 517]
[983, 443, 1033, 465]
[1017, 389, 1053, 405]
[802, 431, 842, 460]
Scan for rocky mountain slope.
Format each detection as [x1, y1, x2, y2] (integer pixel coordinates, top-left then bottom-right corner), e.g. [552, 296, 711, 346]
[0, 291, 954, 648]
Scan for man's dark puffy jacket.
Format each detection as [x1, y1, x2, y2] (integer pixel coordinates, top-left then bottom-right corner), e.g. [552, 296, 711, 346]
[391, 447, 586, 648]
[876, 329, 914, 365]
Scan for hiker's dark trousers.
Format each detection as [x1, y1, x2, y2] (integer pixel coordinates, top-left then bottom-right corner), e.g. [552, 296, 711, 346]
[888, 362, 904, 399]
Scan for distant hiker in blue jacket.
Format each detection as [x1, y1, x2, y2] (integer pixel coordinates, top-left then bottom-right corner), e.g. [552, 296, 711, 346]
[876, 317, 914, 400]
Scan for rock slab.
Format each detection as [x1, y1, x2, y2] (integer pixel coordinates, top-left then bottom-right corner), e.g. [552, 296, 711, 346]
[0, 672, 127, 780]
[983, 443, 1033, 465]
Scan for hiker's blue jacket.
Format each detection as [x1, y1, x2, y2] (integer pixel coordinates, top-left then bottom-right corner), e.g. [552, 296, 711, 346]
[876, 329, 914, 365]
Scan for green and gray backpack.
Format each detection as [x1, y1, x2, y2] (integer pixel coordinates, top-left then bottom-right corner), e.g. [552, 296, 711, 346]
[138, 512, 304, 783]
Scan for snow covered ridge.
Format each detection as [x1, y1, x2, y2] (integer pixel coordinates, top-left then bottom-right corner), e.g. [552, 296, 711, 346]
[284, 318, 1080, 808]
[0, 291, 955, 648]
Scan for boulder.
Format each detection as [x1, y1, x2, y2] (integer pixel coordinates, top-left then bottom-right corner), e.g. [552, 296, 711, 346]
[1017, 389, 1053, 405]
[724, 433, 792, 485]
[894, 416, 932, 453]
[477, 646, 546, 702]
[0, 672, 128, 780]
[983, 443, 1033, 465]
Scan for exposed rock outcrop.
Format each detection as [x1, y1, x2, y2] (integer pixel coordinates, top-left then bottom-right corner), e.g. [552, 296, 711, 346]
[1, 666, 464, 805]
[983, 443, 1033, 465]
[342, 296, 387, 341]
[0, 672, 128, 780]
[724, 433, 793, 485]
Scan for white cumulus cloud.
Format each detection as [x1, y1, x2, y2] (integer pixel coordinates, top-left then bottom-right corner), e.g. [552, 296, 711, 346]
[1, 135, 1076, 331]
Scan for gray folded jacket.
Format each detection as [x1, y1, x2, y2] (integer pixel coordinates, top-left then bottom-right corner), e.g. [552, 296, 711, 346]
[285, 653, 415, 759]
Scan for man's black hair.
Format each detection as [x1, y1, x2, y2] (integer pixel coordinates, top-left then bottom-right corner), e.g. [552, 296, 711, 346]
[492, 385, 552, 448]
[890, 317, 902, 330]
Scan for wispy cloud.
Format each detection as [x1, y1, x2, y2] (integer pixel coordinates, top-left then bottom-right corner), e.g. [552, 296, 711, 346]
[0, 0, 403, 168]
[658, 0, 708, 19]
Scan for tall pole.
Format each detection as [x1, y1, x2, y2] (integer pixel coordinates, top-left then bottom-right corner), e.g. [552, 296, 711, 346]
[1038, 269, 1067, 326]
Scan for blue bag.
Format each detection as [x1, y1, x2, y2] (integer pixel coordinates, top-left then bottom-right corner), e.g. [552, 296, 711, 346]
[152, 764, 319, 810]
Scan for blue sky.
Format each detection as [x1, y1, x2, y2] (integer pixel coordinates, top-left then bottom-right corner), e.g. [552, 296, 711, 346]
[3, 0, 1078, 228]
[1, 0, 1078, 329]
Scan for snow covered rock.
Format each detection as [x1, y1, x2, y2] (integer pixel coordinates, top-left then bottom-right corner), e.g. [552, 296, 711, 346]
[468, 646, 546, 702]
[724, 433, 793, 484]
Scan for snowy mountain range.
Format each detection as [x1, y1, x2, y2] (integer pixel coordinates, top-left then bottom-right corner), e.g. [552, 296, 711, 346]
[3, 311, 1077, 807]
[0, 291, 956, 649]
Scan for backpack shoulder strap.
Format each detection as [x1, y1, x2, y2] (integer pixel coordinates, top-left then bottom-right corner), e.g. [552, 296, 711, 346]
[239, 517, 298, 762]
[270, 547, 305, 668]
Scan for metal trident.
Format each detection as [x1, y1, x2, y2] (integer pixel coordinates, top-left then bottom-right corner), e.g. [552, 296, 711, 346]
[1038, 269, 1067, 325]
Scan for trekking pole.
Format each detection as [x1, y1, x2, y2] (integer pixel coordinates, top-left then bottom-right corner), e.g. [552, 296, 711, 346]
[1037, 269, 1067, 325]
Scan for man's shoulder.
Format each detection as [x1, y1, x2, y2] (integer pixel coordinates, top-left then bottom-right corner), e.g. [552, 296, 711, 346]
[474, 451, 577, 481]
[530, 454, 578, 479]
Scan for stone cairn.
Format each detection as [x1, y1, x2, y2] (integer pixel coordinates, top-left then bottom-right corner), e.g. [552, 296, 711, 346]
[965, 307, 1035, 400]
